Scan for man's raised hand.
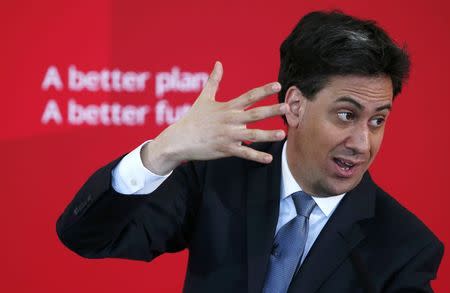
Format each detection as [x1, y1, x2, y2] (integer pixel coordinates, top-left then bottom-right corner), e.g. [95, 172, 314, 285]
[141, 61, 288, 175]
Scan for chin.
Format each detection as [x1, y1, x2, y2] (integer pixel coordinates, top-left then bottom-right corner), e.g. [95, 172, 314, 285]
[336, 176, 364, 194]
[317, 176, 363, 196]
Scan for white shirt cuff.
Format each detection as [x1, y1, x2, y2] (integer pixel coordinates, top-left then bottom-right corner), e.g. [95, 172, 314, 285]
[111, 140, 173, 195]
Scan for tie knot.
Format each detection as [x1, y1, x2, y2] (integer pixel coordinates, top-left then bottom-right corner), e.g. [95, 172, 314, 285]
[291, 191, 316, 218]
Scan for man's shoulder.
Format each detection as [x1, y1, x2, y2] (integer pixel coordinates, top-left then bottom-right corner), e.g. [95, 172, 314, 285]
[370, 184, 442, 248]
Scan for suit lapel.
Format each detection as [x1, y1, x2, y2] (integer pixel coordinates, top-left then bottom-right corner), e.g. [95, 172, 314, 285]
[287, 172, 376, 293]
[246, 141, 284, 293]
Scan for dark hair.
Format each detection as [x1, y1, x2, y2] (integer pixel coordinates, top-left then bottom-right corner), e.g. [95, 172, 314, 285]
[278, 10, 410, 120]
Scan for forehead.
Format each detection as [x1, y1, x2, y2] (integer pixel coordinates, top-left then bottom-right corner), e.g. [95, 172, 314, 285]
[318, 75, 394, 105]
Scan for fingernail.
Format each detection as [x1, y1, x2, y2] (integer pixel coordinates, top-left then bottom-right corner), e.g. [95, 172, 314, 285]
[265, 155, 272, 163]
[272, 83, 281, 91]
[277, 131, 285, 138]
[280, 104, 287, 112]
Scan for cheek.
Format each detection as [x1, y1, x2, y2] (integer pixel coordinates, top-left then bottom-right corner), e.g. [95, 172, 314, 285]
[301, 118, 339, 160]
[370, 131, 385, 158]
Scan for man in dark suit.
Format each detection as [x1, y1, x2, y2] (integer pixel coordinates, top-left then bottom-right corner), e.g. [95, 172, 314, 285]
[57, 11, 444, 292]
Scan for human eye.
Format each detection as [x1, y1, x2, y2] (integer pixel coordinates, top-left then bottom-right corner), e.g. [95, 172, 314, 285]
[337, 111, 354, 122]
[369, 116, 385, 127]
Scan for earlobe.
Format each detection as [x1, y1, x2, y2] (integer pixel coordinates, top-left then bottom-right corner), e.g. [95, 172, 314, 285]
[284, 86, 306, 128]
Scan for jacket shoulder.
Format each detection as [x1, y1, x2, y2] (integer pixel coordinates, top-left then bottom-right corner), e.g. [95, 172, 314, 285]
[371, 186, 442, 247]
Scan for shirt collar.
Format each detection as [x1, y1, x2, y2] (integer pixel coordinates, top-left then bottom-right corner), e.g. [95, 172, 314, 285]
[280, 140, 346, 217]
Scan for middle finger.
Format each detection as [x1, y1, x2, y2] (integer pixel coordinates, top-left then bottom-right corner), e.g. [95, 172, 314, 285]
[237, 103, 287, 123]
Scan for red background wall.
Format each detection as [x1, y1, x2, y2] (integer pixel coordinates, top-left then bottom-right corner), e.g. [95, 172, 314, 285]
[1, 0, 449, 292]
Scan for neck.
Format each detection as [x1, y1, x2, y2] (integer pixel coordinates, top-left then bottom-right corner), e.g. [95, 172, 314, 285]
[286, 137, 315, 196]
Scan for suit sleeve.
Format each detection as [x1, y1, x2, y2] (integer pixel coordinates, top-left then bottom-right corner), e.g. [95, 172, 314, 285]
[384, 238, 444, 293]
[56, 155, 205, 262]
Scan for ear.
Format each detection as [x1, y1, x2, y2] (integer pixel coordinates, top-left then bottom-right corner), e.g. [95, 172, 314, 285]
[284, 86, 307, 128]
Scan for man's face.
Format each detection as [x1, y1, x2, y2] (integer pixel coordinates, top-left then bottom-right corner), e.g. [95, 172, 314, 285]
[285, 75, 393, 196]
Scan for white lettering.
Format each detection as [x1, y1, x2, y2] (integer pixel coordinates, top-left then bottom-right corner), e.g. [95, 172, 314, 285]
[41, 99, 63, 124]
[68, 65, 151, 92]
[68, 99, 150, 126]
[41, 66, 63, 90]
[155, 99, 191, 125]
[155, 67, 208, 97]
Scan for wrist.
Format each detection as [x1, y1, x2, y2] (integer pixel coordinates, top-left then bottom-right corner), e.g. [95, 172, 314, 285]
[140, 137, 182, 175]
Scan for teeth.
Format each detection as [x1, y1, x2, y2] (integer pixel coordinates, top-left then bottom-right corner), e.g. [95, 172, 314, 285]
[335, 158, 354, 170]
[338, 159, 354, 167]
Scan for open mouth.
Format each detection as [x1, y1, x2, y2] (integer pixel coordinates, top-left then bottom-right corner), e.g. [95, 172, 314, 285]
[333, 158, 356, 171]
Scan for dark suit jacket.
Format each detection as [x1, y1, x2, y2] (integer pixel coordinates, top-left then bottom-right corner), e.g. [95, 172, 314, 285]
[57, 141, 444, 293]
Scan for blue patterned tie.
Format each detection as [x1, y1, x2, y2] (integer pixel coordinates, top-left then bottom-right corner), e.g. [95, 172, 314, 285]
[262, 191, 316, 293]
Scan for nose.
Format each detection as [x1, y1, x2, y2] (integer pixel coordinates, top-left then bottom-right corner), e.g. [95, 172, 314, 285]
[345, 124, 370, 156]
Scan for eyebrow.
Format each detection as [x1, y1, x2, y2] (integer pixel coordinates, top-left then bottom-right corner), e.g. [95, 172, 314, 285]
[335, 96, 392, 112]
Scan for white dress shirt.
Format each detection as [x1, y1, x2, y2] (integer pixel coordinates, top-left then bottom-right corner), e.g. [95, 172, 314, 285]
[111, 140, 171, 195]
[111, 140, 346, 265]
[278, 142, 345, 264]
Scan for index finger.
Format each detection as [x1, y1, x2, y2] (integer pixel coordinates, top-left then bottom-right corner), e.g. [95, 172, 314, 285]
[227, 82, 281, 109]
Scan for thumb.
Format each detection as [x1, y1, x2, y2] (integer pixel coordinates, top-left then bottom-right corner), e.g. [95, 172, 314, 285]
[200, 61, 223, 100]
